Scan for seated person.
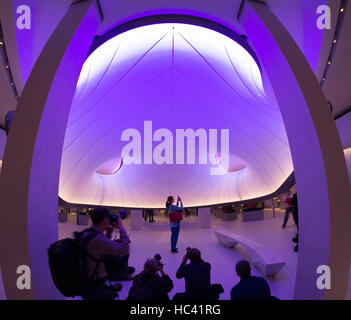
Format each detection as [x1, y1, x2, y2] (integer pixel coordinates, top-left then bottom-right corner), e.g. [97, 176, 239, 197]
[230, 260, 271, 300]
[127, 258, 173, 300]
[104, 210, 135, 281]
[82, 207, 130, 300]
[174, 248, 215, 300]
[104, 212, 134, 281]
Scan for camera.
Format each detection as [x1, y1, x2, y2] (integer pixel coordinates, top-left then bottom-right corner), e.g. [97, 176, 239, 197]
[110, 210, 127, 224]
[154, 253, 163, 268]
[186, 247, 192, 258]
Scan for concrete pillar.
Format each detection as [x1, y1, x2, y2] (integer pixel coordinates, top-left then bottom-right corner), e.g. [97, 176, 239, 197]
[240, 1, 351, 300]
[198, 207, 211, 229]
[130, 210, 143, 230]
[0, 0, 100, 300]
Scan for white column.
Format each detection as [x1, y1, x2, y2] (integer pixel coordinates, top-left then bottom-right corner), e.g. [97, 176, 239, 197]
[198, 207, 211, 229]
[130, 210, 143, 230]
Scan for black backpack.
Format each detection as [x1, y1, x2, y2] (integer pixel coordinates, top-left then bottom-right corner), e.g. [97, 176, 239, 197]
[48, 228, 99, 297]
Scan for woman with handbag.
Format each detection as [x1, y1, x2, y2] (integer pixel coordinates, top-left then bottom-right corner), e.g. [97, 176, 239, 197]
[166, 195, 183, 253]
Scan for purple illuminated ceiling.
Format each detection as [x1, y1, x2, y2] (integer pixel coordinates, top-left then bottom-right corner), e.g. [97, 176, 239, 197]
[59, 22, 293, 208]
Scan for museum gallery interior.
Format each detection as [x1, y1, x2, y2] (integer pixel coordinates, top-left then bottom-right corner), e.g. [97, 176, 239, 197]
[0, 0, 351, 300]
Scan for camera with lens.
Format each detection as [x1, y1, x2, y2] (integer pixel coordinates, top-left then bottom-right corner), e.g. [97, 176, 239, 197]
[186, 247, 192, 258]
[110, 210, 128, 225]
[154, 253, 164, 269]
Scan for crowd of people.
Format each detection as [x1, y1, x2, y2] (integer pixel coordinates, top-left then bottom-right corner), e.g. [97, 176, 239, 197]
[49, 207, 277, 301]
[50, 191, 300, 300]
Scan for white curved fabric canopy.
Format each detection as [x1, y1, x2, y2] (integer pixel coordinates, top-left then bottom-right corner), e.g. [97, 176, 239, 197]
[59, 23, 293, 208]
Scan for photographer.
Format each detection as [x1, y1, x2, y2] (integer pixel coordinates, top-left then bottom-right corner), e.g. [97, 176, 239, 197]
[174, 248, 213, 300]
[82, 207, 130, 300]
[127, 257, 174, 301]
[105, 211, 135, 281]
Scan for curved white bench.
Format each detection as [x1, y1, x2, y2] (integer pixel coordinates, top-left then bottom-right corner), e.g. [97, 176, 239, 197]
[214, 229, 286, 277]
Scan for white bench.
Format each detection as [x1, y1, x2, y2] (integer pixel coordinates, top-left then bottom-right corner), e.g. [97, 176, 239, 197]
[214, 229, 286, 277]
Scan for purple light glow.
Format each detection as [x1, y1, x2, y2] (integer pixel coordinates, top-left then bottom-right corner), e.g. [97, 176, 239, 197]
[59, 23, 293, 208]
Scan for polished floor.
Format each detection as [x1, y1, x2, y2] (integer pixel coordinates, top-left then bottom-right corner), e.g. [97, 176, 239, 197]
[2, 209, 351, 300]
[60, 209, 298, 300]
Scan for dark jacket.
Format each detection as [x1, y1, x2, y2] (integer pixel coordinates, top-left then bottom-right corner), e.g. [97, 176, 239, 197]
[176, 260, 212, 299]
[127, 272, 174, 301]
[230, 276, 271, 300]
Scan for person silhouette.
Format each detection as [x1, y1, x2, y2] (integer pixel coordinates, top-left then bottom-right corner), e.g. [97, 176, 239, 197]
[166, 195, 183, 253]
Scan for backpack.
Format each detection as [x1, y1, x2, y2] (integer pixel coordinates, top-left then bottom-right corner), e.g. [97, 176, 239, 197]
[127, 274, 154, 300]
[169, 210, 183, 223]
[48, 228, 99, 297]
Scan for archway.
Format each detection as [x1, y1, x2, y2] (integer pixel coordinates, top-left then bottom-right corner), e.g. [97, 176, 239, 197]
[0, 0, 350, 300]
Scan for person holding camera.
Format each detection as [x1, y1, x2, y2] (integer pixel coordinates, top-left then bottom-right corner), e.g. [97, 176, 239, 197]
[166, 195, 183, 253]
[127, 257, 174, 301]
[81, 207, 130, 300]
[174, 248, 213, 300]
[105, 211, 135, 281]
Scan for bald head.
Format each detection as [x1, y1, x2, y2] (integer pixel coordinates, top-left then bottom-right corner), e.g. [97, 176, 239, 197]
[236, 260, 251, 279]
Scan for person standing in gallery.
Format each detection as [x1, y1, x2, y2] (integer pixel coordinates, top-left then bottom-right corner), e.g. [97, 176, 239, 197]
[166, 195, 183, 253]
[291, 192, 299, 252]
[147, 209, 155, 223]
[291, 192, 298, 228]
[282, 191, 293, 229]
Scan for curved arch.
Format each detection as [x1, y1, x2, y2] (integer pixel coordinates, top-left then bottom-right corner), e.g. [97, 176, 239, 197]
[240, 1, 351, 300]
[0, 0, 101, 299]
[0, 1, 349, 301]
